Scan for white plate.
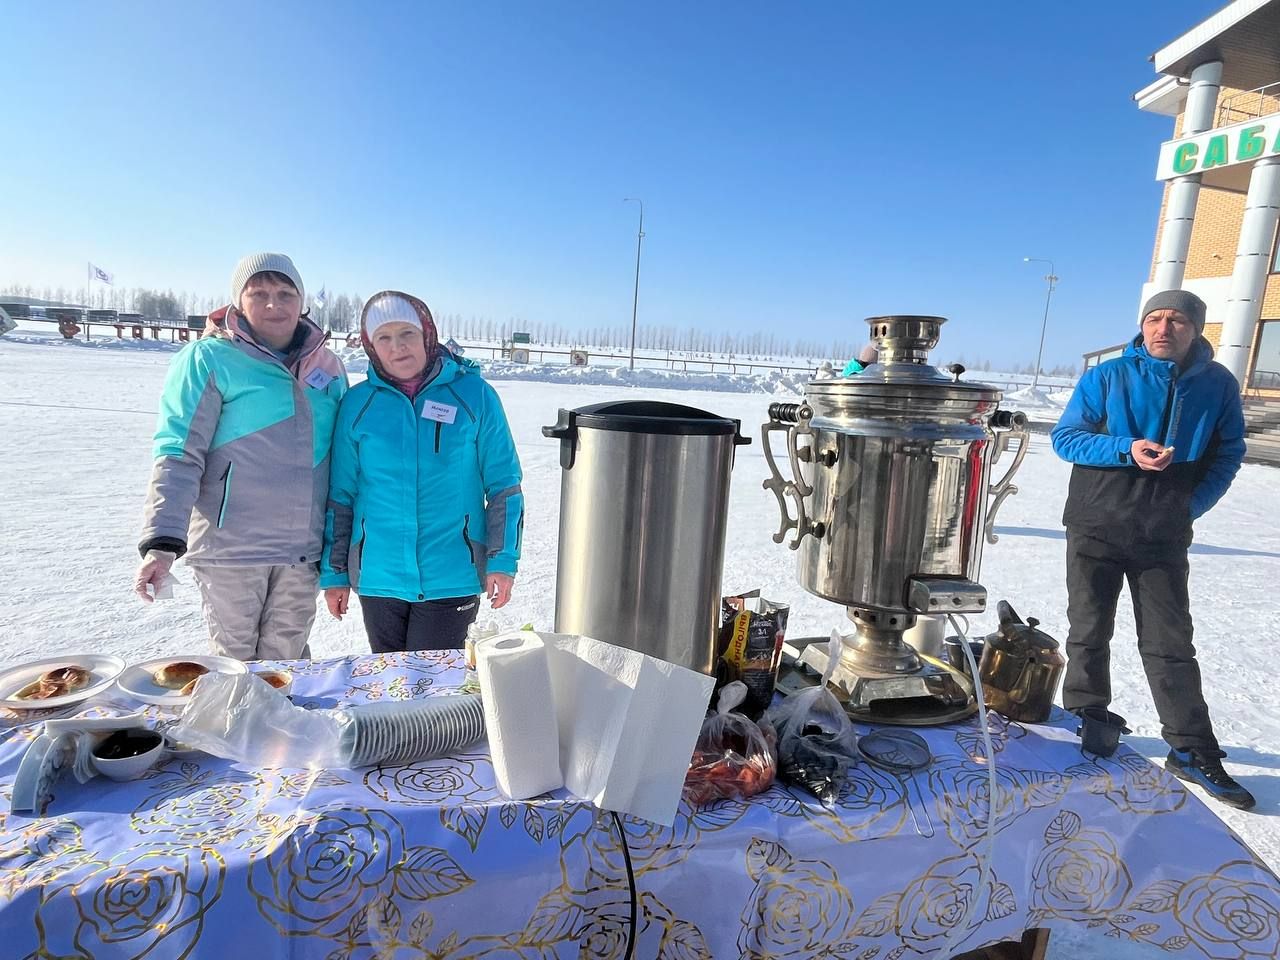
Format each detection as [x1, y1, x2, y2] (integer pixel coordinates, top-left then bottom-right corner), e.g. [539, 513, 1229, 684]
[116, 655, 247, 706]
[0, 654, 127, 710]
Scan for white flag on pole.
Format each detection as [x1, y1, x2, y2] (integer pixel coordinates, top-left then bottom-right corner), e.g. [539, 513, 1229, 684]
[90, 263, 114, 285]
[313, 286, 327, 309]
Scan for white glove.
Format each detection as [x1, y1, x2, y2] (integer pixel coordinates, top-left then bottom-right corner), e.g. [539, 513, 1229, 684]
[134, 549, 178, 603]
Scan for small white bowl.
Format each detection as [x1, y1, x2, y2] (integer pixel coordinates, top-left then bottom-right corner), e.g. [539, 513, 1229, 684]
[253, 669, 294, 697]
[92, 731, 165, 781]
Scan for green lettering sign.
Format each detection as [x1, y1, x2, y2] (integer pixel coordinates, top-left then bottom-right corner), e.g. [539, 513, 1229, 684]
[1173, 142, 1199, 174]
[1202, 135, 1229, 169]
[1237, 126, 1267, 161]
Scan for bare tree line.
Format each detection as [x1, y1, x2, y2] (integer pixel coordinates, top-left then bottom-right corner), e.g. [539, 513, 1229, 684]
[1, 282, 1078, 372]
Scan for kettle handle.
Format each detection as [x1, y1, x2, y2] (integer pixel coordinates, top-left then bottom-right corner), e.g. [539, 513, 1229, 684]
[985, 412, 1030, 545]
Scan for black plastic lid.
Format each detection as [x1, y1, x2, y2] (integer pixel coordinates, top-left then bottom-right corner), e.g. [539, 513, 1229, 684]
[542, 400, 750, 469]
[567, 400, 740, 436]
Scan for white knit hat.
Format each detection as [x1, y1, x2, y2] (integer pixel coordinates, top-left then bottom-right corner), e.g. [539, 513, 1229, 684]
[230, 252, 305, 307]
[363, 293, 422, 336]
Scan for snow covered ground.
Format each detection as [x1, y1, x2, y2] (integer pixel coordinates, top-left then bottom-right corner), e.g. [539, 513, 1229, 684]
[0, 332, 1276, 959]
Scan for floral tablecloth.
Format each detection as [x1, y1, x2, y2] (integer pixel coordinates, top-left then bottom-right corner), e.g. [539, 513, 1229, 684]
[1, 650, 1277, 960]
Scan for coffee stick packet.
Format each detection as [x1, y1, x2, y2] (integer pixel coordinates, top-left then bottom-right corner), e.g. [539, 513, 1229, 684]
[718, 592, 790, 718]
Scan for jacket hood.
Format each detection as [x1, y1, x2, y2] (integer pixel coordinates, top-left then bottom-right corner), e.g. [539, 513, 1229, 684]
[365, 349, 481, 392]
[1123, 332, 1214, 377]
[205, 305, 329, 362]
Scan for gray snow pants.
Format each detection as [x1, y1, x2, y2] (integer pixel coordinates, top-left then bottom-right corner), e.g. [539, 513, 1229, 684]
[190, 562, 319, 661]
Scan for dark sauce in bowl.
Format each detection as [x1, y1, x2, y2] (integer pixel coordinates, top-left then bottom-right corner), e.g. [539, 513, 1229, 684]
[93, 729, 162, 761]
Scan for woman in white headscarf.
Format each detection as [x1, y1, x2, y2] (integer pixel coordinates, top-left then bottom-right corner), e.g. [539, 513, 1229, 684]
[320, 291, 523, 652]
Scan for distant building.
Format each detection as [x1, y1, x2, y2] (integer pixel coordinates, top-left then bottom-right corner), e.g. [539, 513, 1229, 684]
[1135, 0, 1280, 394]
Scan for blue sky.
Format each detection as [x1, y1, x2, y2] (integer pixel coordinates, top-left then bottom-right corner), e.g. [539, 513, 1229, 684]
[2, 1, 1216, 367]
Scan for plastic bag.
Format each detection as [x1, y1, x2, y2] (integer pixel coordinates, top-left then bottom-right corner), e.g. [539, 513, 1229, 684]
[683, 681, 777, 806]
[170, 671, 351, 769]
[170, 672, 489, 770]
[764, 630, 858, 806]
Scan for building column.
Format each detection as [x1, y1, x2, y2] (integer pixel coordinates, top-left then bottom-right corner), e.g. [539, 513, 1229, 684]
[1151, 61, 1223, 291]
[1218, 156, 1280, 386]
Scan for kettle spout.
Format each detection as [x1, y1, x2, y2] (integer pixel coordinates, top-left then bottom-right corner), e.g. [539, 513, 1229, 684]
[996, 599, 1023, 627]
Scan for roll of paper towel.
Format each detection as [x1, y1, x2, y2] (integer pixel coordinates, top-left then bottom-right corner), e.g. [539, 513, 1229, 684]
[476, 631, 563, 800]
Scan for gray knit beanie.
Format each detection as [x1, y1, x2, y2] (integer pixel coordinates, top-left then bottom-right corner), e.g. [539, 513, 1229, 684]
[1140, 289, 1206, 334]
[230, 252, 305, 308]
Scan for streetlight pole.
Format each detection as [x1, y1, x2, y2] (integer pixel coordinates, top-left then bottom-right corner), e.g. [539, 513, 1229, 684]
[1023, 257, 1058, 394]
[623, 198, 644, 371]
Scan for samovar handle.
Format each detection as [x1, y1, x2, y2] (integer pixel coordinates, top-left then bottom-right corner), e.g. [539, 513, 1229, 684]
[985, 410, 1029, 545]
[762, 403, 818, 549]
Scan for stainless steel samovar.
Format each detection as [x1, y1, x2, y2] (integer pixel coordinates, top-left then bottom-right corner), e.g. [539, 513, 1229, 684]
[763, 316, 1028, 723]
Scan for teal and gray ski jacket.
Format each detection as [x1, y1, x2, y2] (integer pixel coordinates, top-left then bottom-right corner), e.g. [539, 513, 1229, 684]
[139, 307, 349, 564]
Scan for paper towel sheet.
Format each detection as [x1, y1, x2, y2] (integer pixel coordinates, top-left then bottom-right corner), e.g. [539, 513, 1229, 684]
[542, 633, 715, 827]
[475, 630, 715, 826]
[476, 632, 562, 800]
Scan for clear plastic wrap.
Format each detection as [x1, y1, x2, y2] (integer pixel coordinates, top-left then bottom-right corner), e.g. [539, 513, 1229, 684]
[764, 630, 858, 806]
[170, 673, 487, 770]
[169, 672, 351, 769]
[682, 681, 778, 806]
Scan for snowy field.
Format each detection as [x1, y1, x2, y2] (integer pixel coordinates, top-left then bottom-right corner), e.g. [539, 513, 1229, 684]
[0, 331, 1276, 959]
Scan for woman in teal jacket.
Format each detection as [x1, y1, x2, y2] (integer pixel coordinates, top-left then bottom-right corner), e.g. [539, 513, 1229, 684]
[321, 291, 523, 651]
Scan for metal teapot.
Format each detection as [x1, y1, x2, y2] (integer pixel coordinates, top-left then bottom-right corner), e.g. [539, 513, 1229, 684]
[978, 601, 1065, 723]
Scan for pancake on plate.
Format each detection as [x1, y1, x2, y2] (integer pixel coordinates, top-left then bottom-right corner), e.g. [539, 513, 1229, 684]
[15, 678, 66, 701]
[12, 662, 95, 701]
[152, 661, 210, 690]
[41, 665, 92, 692]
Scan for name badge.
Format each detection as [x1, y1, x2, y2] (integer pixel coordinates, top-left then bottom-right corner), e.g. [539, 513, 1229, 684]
[304, 368, 335, 390]
[421, 401, 457, 424]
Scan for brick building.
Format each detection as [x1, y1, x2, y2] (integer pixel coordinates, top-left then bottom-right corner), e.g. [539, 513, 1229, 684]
[1135, 0, 1280, 396]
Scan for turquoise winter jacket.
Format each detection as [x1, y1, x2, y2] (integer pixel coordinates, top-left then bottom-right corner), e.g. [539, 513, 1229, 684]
[320, 354, 524, 601]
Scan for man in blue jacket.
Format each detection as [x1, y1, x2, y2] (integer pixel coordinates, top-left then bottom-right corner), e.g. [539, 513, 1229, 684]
[1051, 290, 1252, 810]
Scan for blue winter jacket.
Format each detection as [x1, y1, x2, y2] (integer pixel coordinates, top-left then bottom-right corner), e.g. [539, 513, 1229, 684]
[1051, 335, 1245, 540]
[320, 353, 523, 601]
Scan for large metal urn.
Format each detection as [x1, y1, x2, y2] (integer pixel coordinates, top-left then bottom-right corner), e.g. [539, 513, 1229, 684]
[764, 316, 1029, 723]
[544, 400, 750, 674]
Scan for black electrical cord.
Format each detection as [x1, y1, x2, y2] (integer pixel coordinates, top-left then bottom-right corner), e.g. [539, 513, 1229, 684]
[610, 810, 638, 960]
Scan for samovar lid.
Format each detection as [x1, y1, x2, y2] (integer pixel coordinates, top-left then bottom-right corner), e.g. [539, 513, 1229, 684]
[869, 315, 947, 366]
[806, 315, 1003, 403]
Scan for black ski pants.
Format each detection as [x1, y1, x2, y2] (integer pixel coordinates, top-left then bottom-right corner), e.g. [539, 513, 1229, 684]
[1062, 528, 1220, 757]
[360, 595, 480, 654]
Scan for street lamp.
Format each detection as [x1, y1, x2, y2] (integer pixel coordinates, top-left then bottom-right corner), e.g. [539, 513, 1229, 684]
[1023, 257, 1059, 394]
[623, 198, 644, 371]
